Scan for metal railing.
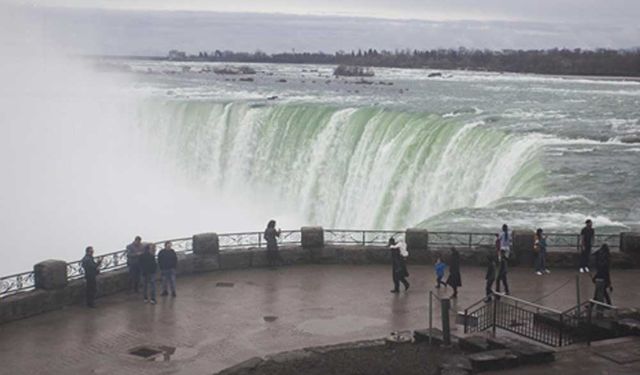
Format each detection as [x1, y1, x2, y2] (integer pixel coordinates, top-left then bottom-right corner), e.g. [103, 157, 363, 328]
[0, 229, 623, 298]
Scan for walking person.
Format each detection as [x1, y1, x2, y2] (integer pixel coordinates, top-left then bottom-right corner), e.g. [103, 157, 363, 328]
[264, 220, 282, 267]
[140, 243, 158, 304]
[446, 247, 462, 298]
[389, 237, 410, 293]
[485, 254, 496, 302]
[158, 241, 177, 297]
[81, 246, 101, 308]
[592, 244, 613, 305]
[534, 228, 550, 275]
[435, 257, 447, 289]
[580, 219, 595, 273]
[495, 249, 510, 295]
[498, 224, 512, 259]
[126, 236, 144, 292]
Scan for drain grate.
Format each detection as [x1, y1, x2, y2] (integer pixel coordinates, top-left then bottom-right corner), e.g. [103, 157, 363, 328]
[129, 347, 162, 358]
[216, 282, 235, 287]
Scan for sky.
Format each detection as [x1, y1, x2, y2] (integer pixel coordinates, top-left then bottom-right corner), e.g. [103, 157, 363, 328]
[2, 1, 640, 55]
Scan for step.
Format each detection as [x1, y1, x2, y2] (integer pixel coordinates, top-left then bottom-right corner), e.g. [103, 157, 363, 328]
[467, 349, 520, 372]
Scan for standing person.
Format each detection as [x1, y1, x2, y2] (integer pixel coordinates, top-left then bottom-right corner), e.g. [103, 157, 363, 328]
[157, 241, 178, 297]
[495, 249, 510, 295]
[534, 228, 550, 275]
[264, 220, 282, 267]
[446, 247, 462, 298]
[580, 219, 595, 273]
[140, 243, 158, 304]
[498, 224, 512, 259]
[389, 237, 410, 293]
[126, 236, 144, 292]
[81, 246, 101, 308]
[592, 244, 613, 305]
[434, 257, 447, 289]
[485, 254, 496, 301]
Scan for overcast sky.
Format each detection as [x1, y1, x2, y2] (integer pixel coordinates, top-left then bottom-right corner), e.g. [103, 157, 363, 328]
[3, 1, 639, 55]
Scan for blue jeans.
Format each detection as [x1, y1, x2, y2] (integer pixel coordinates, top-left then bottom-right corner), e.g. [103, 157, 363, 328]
[143, 273, 156, 300]
[536, 249, 547, 272]
[161, 269, 176, 295]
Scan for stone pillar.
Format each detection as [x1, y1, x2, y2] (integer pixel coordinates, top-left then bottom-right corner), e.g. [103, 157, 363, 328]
[620, 232, 640, 264]
[406, 228, 429, 251]
[192, 233, 219, 255]
[512, 230, 535, 265]
[33, 260, 68, 290]
[301, 227, 324, 248]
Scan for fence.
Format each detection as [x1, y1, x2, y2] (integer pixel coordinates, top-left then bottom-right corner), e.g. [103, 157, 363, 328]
[0, 229, 623, 298]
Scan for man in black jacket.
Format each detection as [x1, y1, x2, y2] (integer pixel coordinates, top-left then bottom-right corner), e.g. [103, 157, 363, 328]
[158, 241, 178, 297]
[140, 243, 158, 304]
[81, 246, 101, 308]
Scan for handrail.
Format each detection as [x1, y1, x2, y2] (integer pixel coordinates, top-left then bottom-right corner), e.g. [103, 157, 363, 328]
[492, 292, 563, 314]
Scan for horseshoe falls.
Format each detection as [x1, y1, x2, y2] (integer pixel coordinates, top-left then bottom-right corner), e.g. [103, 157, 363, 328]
[139, 100, 545, 229]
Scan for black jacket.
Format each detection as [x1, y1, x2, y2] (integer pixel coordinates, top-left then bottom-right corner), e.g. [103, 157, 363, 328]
[81, 255, 100, 279]
[157, 249, 178, 271]
[140, 252, 157, 275]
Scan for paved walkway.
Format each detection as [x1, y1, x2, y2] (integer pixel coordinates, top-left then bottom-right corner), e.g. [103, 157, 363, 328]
[1, 264, 639, 375]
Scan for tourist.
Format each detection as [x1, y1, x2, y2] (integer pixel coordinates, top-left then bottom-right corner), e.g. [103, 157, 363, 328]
[157, 241, 178, 297]
[264, 220, 282, 267]
[495, 249, 510, 295]
[435, 256, 447, 289]
[140, 243, 158, 304]
[485, 254, 496, 301]
[592, 244, 612, 305]
[580, 219, 595, 273]
[498, 224, 512, 259]
[126, 236, 144, 292]
[389, 237, 410, 293]
[446, 247, 462, 298]
[534, 228, 550, 275]
[81, 246, 101, 308]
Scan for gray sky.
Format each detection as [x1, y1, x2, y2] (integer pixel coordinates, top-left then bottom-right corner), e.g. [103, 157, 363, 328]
[3, 1, 639, 55]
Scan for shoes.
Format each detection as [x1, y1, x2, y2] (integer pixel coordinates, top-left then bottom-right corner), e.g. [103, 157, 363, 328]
[161, 291, 168, 297]
[144, 299, 149, 303]
[171, 293, 177, 297]
[451, 293, 458, 299]
[585, 267, 590, 272]
[579, 268, 585, 273]
[150, 299, 157, 305]
[390, 289, 399, 294]
[536, 271, 543, 276]
[404, 283, 410, 291]
[545, 269, 551, 274]
[435, 285, 440, 289]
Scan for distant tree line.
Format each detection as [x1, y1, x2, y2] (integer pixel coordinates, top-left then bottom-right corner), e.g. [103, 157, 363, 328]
[164, 47, 640, 77]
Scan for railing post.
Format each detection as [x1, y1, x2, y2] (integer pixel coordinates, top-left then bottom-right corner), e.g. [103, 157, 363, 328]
[492, 294, 498, 337]
[576, 274, 581, 318]
[587, 301, 593, 346]
[258, 233, 262, 248]
[362, 231, 365, 246]
[468, 233, 472, 250]
[441, 298, 451, 346]
[429, 291, 433, 345]
[463, 308, 468, 334]
[558, 313, 564, 346]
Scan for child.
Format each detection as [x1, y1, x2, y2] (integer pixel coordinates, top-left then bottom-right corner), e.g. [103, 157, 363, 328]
[435, 257, 447, 288]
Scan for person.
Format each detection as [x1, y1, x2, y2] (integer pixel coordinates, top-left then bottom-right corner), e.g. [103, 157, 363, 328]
[580, 219, 595, 273]
[389, 237, 410, 293]
[140, 243, 158, 304]
[264, 220, 282, 267]
[485, 254, 496, 301]
[494, 233, 500, 257]
[592, 244, 612, 305]
[495, 249, 510, 295]
[446, 247, 462, 298]
[126, 236, 144, 292]
[157, 241, 178, 297]
[81, 246, 101, 308]
[498, 224, 511, 259]
[534, 228, 550, 275]
[435, 257, 447, 288]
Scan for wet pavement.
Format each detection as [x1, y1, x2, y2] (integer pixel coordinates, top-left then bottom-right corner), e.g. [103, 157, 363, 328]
[1, 264, 640, 375]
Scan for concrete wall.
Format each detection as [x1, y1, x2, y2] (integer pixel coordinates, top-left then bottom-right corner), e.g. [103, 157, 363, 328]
[1, 229, 639, 325]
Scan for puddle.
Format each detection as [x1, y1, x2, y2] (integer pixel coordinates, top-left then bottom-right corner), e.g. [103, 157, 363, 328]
[216, 282, 235, 288]
[296, 315, 386, 336]
[128, 345, 198, 362]
[263, 316, 278, 322]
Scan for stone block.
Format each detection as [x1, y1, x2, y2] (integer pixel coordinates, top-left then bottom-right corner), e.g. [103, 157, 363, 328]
[192, 254, 220, 273]
[34, 260, 68, 290]
[307, 339, 386, 354]
[250, 251, 270, 267]
[301, 226, 324, 248]
[216, 356, 264, 375]
[96, 269, 129, 296]
[337, 247, 369, 264]
[309, 246, 338, 263]
[265, 349, 318, 364]
[439, 355, 473, 373]
[467, 349, 519, 372]
[414, 328, 444, 344]
[486, 336, 555, 365]
[279, 247, 311, 265]
[365, 247, 390, 263]
[459, 335, 491, 352]
[192, 233, 219, 255]
[621, 232, 640, 260]
[406, 228, 429, 251]
[512, 230, 535, 266]
[218, 251, 252, 270]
